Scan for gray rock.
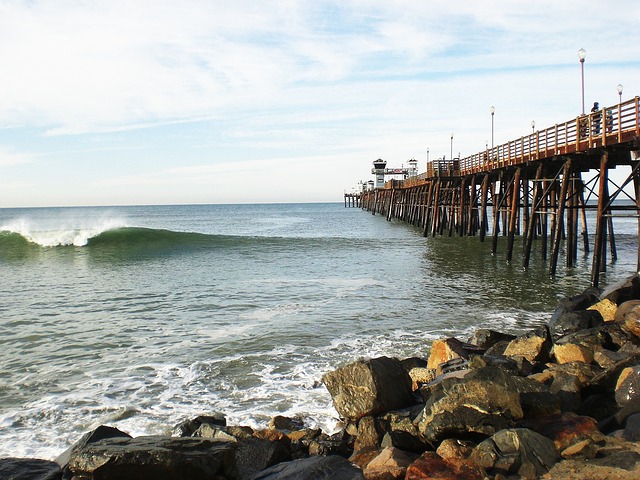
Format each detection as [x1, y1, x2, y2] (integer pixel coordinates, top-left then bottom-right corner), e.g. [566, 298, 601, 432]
[473, 428, 559, 479]
[248, 455, 364, 480]
[173, 413, 227, 437]
[602, 274, 640, 305]
[417, 366, 523, 444]
[322, 356, 414, 421]
[550, 293, 600, 326]
[0, 458, 62, 480]
[67, 435, 236, 480]
[234, 436, 291, 479]
[468, 329, 516, 349]
[549, 310, 604, 342]
[623, 412, 640, 441]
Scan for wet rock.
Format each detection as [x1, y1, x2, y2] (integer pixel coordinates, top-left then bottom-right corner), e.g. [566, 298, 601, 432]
[551, 292, 600, 325]
[363, 446, 418, 480]
[417, 366, 523, 444]
[472, 428, 559, 479]
[549, 310, 604, 342]
[322, 356, 414, 421]
[615, 300, 640, 338]
[615, 365, 640, 407]
[0, 458, 62, 480]
[248, 454, 364, 480]
[467, 329, 516, 350]
[55, 425, 132, 476]
[67, 435, 236, 480]
[234, 436, 292, 479]
[173, 413, 226, 437]
[405, 452, 485, 480]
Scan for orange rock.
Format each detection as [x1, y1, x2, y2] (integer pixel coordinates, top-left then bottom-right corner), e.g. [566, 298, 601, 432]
[364, 446, 419, 480]
[518, 413, 603, 452]
[426, 338, 468, 370]
[504, 335, 551, 363]
[553, 343, 594, 364]
[406, 452, 486, 480]
[587, 298, 617, 322]
[614, 299, 640, 338]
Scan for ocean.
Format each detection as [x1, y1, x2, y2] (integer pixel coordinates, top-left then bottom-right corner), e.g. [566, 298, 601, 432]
[0, 202, 637, 459]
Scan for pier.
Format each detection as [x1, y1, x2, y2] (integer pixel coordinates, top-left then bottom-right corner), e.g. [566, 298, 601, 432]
[351, 97, 640, 287]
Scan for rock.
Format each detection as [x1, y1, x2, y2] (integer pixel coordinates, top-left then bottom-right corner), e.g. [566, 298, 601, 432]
[615, 300, 640, 338]
[354, 415, 380, 451]
[533, 362, 599, 413]
[377, 406, 428, 453]
[234, 436, 292, 479]
[560, 438, 599, 459]
[426, 338, 480, 370]
[513, 375, 561, 417]
[417, 366, 523, 444]
[55, 425, 132, 474]
[467, 329, 516, 349]
[67, 435, 236, 480]
[173, 413, 226, 436]
[247, 454, 365, 480]
[553, 342, 595, 364]
[436, 438, 476, 460]
[472, 428, 559, 479]
[405, 452, 485, 480]
[518, 412, 603, 452]
[363, 446, 419, 480]
[616, 365, 640, 406]
[602, 274, 640, 305]
[551, 292, 600, 326]
[322, 356, 414, 421]
[407, 367, 436, 391]
[503, 330, 551, 363]
[0, 458, 62, 480]
[549, 310, 604, 342]
[307, 430, 353, 457]
[192, 423, 237, 442]
[588, 298, 618, 321]
[623, 412, 640, 441]
[268, 416, 305, 432]
[349, 446, 382, 471]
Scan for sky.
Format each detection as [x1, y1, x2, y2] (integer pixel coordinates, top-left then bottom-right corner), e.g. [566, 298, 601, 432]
[1, 1, 639, 207]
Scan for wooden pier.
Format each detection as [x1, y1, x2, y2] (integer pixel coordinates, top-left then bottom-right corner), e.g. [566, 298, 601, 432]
[357, 97, 640, 287]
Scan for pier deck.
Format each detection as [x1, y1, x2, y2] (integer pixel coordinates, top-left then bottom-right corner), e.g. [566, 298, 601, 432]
[356, 97, 640, 287]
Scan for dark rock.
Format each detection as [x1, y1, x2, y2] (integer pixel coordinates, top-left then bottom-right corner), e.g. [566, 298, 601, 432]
[268, 416, 305, 432]
[466, 354, 519, 374]
[377, 406, 428, 453]
[532, 362, 600, 413]
[247, 454, 364, 480]
[322, 356, 414, 421]
[483, 340, 510, 357]
[623, 412, 640, 441]
[400, 357, 428, 371]
[467, 329, 516, 350]
[615, 365, 640, 407]
[578, 391, 619, 423]
[601, 274, 640, 305]
[405, 451, 486, 480]
[0, 458, 62, 480]
[173, 413, 226, 437]
[307, 430, 354, 457]
[550, 292, 600, 326]
[417, 366, 523, 444]
[67, 435, 236, 480]
[472, 428, 559, 479]
[234, 436, 291, 479]
[549, 310, 604, 342]
[513, 375, 562, 417]
[55, 425, 132, 475]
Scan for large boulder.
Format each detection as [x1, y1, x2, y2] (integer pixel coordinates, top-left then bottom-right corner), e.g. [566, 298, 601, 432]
[549, 310, 604, 342]
[417, 366, 523, 444]
[518, 412, 603, 453]
[0, 458, 62, 480]
[503, 327, 552, 363]
[363, 446, 418, 480]
[322, 357, 414, 421]
[247, 455, 364, 480]
[601, 274, 640, 305]
[472, 428, 559, 479]
[426, 338, 483, 370]
[550, 292, 600, 325]
[377, 406, 429, 453]
[173, 413, 227, 436]
[66, 435, 236, 480]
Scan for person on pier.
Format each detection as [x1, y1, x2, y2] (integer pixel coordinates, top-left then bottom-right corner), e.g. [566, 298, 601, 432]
[591, 101, 601, 135]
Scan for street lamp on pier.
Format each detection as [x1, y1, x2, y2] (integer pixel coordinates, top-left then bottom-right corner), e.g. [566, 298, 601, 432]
[490, 106, 495, 149]
[450, 133, 454, 160]
[617, 83, 623, 103]
[531, 120, 535, 134]
[578, 48, 586, 115]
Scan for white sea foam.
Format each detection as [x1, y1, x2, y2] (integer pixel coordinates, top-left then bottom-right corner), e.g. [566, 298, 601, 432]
[0, 216, 126, 247]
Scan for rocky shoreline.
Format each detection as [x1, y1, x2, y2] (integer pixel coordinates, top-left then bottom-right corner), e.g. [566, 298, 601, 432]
[3, 275, 640, 479]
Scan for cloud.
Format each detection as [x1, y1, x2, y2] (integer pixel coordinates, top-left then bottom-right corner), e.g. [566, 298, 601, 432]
[0, 148, 32, 167]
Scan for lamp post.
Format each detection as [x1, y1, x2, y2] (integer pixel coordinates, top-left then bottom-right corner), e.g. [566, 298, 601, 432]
[617, 83, 623, 103]
[490, 106, 495, 149]
[531, 120, 535, 134]
[450, 133, 454, 160]
[578, 48, 586, 115]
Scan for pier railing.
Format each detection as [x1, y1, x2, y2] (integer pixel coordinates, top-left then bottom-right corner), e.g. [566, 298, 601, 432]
[417, 97, 640, 180]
